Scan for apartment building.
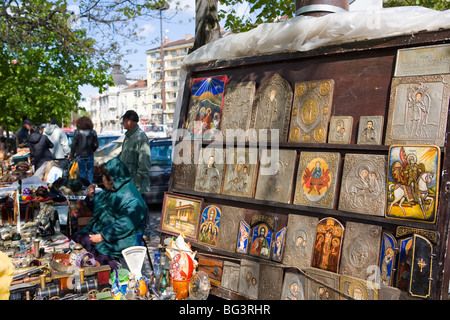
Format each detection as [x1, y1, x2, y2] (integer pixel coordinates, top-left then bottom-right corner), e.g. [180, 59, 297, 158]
[146, 34, 195, 130]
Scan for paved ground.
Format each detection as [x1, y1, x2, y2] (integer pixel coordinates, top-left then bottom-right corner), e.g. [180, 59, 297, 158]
[138, 203, 162, 278]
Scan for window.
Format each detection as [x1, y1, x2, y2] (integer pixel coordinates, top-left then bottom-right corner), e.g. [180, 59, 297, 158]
[170, 71, 177, 77]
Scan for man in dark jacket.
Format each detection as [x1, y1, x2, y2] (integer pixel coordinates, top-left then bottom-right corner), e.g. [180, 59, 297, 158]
[16, 119, 32, 147]
[70, 157, 147, 270]
[27, 125, 54, 171]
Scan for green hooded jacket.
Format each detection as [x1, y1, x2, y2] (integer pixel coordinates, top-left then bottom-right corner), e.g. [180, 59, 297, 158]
[119, 125, 151, 193]
[78, 157, 147, 258]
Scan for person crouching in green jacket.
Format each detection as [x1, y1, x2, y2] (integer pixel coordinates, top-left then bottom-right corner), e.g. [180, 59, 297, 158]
[70, 157, 147, 271]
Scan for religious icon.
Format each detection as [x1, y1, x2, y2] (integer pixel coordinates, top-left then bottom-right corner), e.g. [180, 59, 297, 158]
[396, 236, 413, 291]
[236, 220, 250, 254]
[251, 74, 293, 142]
[328, 116, 353, 144]
[184, 75, 228, 140]
[221, 147, 258, 198]
[305, 267, 340, 300]
[288, 79, 334, 143]
[294, 152, 341, 209]
[272, 227, 286, 262]
[379, 232, 397, 287]
[249, 223, 273, 259]
[340, 275, 379, 300]
[339, 222, 382, 281]
[357, 115, 384, 145]
[194, 147, 224, 194]
[386, 145, 440, 224]
[198, 205, 221, 247]
[409, 234, 434, 298]
[311, 218, 344, 273]
[385, 75, 450, 147]
[281, 272, 305, 300]
[338, 154, 387, 216]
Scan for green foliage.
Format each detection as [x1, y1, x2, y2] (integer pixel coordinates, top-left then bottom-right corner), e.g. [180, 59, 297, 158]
[218, 0, 449, 33]
[0, 0, 113, 131]
[383, 0, 450, 10]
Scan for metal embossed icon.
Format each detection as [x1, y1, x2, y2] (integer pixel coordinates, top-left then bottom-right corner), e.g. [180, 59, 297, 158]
[194, 147, 225, 194]
[357, 115, 384, 145]
[220, 81, 256, 142]
[339, 222, 382, 281]
[251, 73, 293, 142]
[327, 116, 353, 144]
[305, 267, 340, 300]
[254, 149, 297, 204]
[385, 75, 450, 147]
[217, 205, 245, 253]
[281, 271, 306, 300]
[238, 259, 260, 299]
[386, 145, 440, 224]
[288, 79, 335, 143]
[338, 153, 387, 217]
[283, 214, 318, 270]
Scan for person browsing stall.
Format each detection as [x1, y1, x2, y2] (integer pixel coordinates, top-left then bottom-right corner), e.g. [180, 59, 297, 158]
[70, 157, 147, 270]
[27, 125, 54, 171]
[69, 116, 99, 184]
[44, 118, 70, 168]
[119, 110, 151, 193]
[16, 119, 32, 147]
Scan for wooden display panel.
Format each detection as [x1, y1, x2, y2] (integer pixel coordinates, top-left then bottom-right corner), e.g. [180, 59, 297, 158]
[167, 29, 450, 300]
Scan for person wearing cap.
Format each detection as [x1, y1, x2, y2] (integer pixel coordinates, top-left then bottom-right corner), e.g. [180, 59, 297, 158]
[16, 119, 32, 147]
[119, 110, 151, 194]
[44, 118, 70, 168]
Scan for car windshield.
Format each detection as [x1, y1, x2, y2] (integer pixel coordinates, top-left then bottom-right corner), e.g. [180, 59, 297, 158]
[96, 142, 121, 156]
[151, 144, 172, 165]
[144, 125, 164, 133]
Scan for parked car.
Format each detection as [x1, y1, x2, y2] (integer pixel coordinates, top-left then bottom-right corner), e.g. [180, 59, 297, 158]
[142, 124, 168, 138]
[93, 136, 172, 204]
[66, 132, 122, 149]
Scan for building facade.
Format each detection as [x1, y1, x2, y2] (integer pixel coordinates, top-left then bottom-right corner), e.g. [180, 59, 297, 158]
[146, 34, 195, 131]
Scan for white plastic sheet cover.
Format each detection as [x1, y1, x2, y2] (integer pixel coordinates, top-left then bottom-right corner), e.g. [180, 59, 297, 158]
[173, 6, 450, 131]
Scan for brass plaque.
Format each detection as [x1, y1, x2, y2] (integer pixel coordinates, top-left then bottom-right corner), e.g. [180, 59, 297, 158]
[305, 267, 340, 300]
[340, 222, 382, 281]
[380, 232, 397, 287]
[221, 147, 259, 198]
[251, 74, 293, 142]
[385, 75, 450, 147]
[293, 152, 341, 209]
[281, 271, 306, 300]
[386, 145, 440, 224]
[254, 149, 297, 204]
[356, 115, 384, 145]
[338, 154, 387, 217]
[340, 275, 378, 300]
[258, 264, 283, 300]
[220, 81, 256, 142]
[288, 79, 334, 143]
[217, 205, 245, 252]
[394, 43, 450, 77]
[327, 116, 353, 144]
[194, 147, 225, 194]
[221, 261, 241, 292]
[238, 259, 260, 299]
[172, 141, 200, 191]
[395, 226, 437, 244]
[283, 214, 318, 270]
[311, 217, 344, 273]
